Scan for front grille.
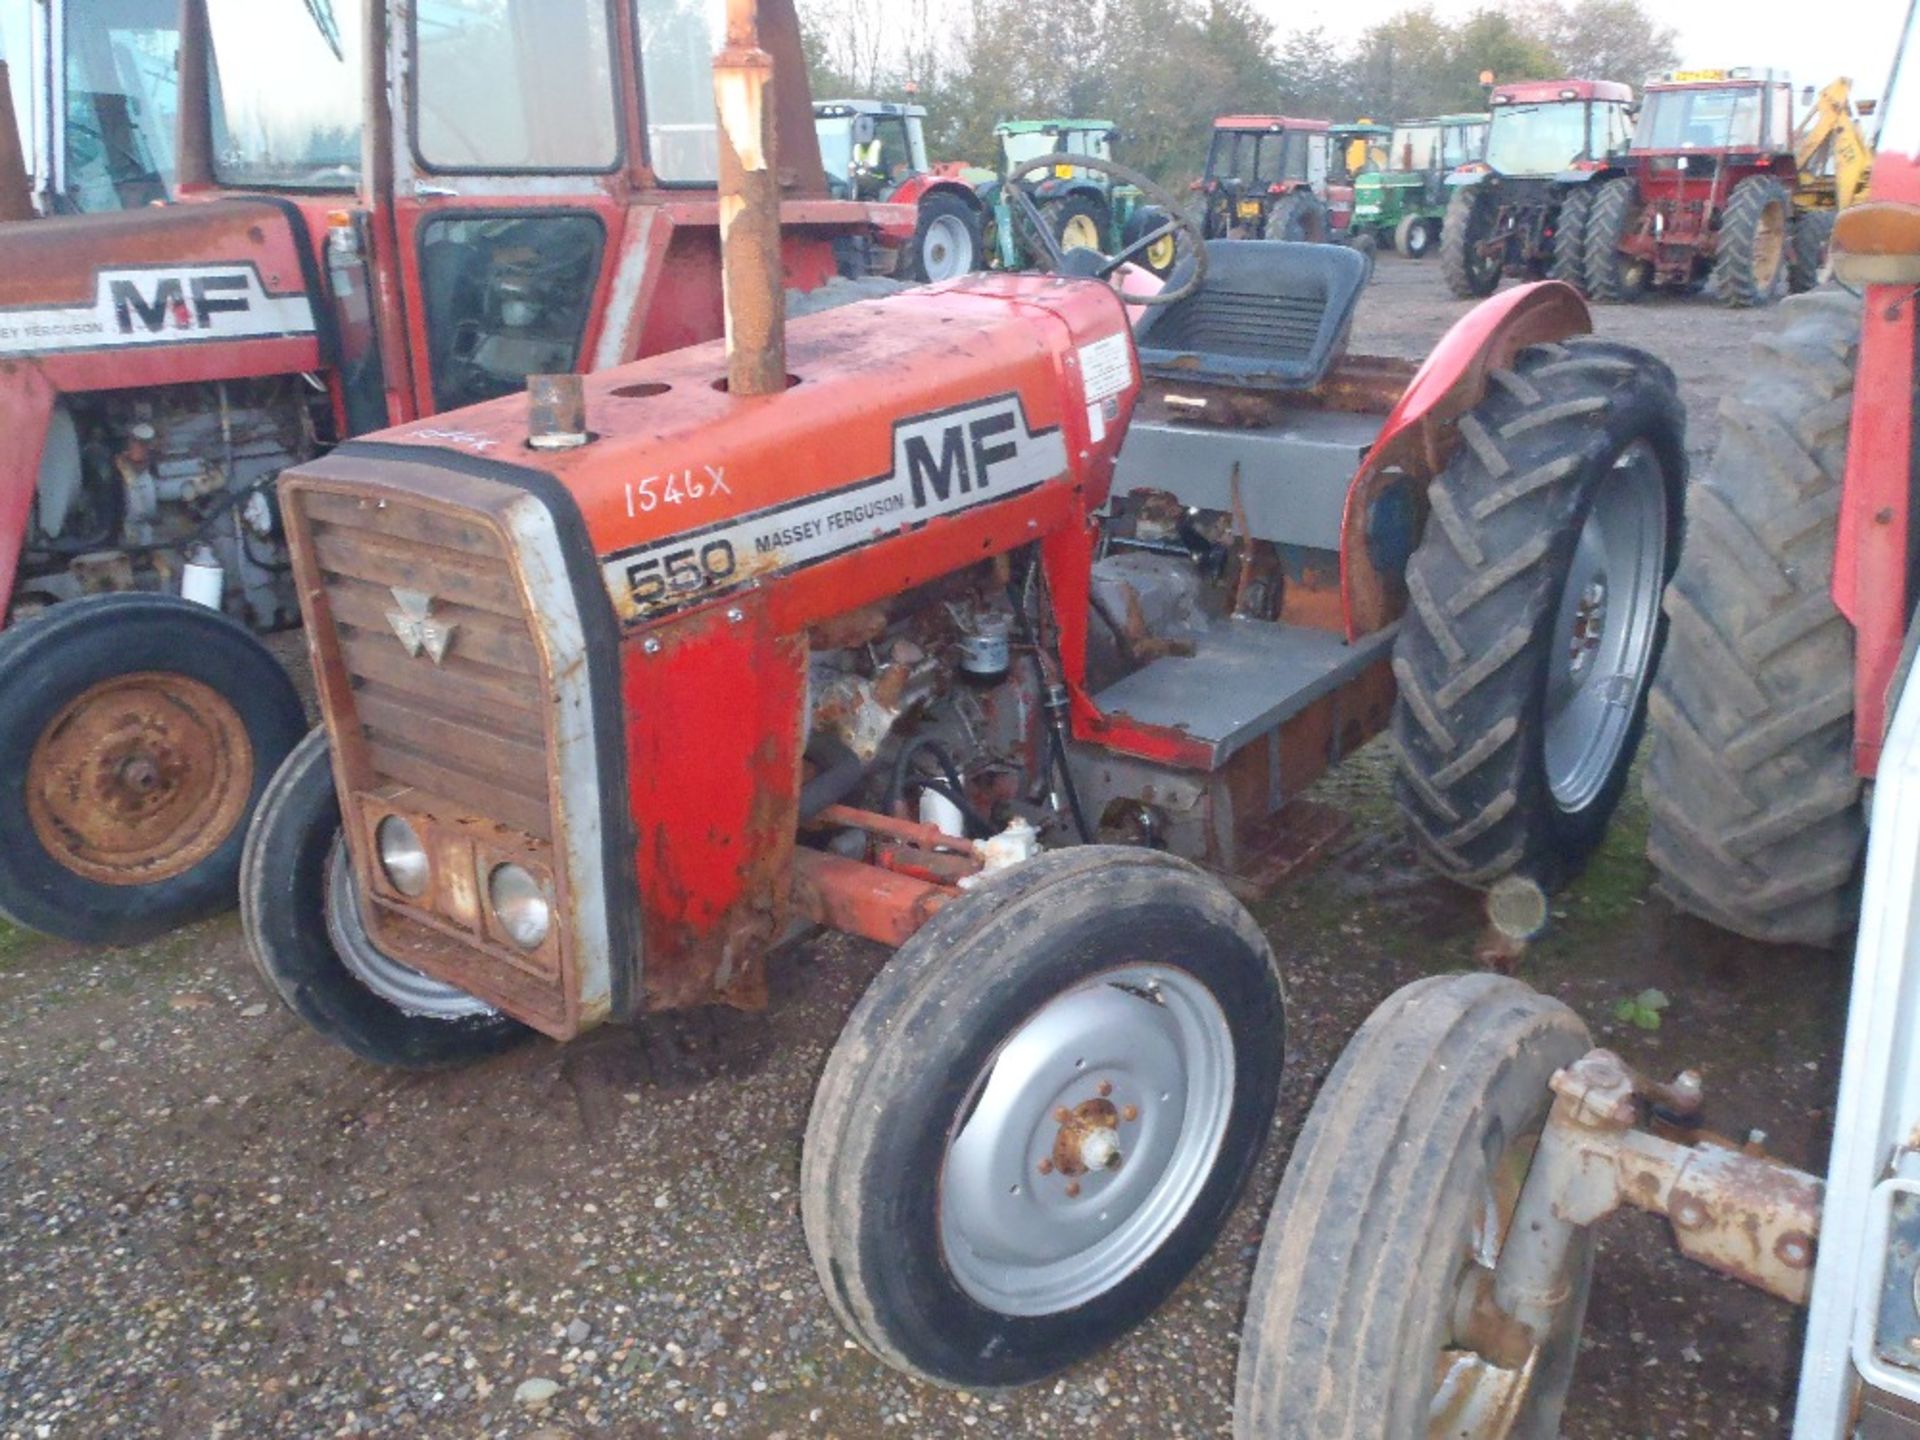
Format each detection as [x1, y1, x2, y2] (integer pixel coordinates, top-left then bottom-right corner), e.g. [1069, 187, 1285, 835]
[296, 488, 553, 838]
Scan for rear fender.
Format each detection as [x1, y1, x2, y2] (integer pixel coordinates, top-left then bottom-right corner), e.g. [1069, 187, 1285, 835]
[1338, 280, 1591, 636]
[0, 363, 57, 617]
[891, 174, 981, 213]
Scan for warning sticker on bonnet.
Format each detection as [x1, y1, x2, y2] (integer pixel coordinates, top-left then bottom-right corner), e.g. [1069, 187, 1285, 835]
[1077, 331, 1135, 404]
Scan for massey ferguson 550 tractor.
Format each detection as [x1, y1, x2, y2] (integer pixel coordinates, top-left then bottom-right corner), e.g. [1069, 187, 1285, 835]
[1234, 13, 1920, 1434]
[0, 0, 895, 947]
[1442, 78, 1637, 298]
[237, 0, 1686, 1390]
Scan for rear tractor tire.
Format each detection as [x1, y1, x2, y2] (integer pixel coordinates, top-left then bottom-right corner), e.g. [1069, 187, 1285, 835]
[1263, 191, 1330, 244]
[802, 847, 1285, 1388]
[0, 592, 307, 944]
[1392, 339, 1686, 891]
[1122, 203, 1179, 277]
[1582, 177, 1649, 303]
[1790, 209, 1837, 293]
[1548, 184, 1593, 293]
[1441, 186, 1502, 298]
[1346, 229, 1379, 281]
[1708, 175, 1793, 307]
[242, 730, 530, 1068]
[903, 191, 983, 283]
[1045, 193, 1111, 256]
[1644, 289, 1865, 945]
[1236, 973, 1594, 1439]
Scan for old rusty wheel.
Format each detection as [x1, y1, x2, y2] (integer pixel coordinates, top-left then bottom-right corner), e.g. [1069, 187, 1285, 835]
[1235, 973, 1593, 1440]
[27, 672, 253, 886]
[0, 593, 306, 945]
[802, 846, 1283, 1388]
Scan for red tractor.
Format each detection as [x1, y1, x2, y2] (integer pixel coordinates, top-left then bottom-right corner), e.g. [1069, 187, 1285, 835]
[1585, 68, 1811, 306]
[0, 0, 901, 947]
[812, 98, 987, 280]
[1198, 115, 1350, 242]
[235, 0, 1687, 1392]
[1441, 79, 1637, 298]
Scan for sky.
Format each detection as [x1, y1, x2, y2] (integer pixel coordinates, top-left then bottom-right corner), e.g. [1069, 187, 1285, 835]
[1270, 0, 1914, 105]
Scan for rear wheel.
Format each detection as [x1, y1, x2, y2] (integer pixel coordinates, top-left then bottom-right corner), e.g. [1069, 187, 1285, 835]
[1790, 209, 1836, 293]
[1122, 203, 1179, 277]
[1396, 212, 1434, 259]
[1644, 290, 1865, 945]
[1263, 191, 1330, 243]
[802, 847, 1284, 1388]
[1236, 973, 1593, 1439]
[1708, 175, 1792, 307]
[1548, 185, 1593, 292]
[903, 191, 983, 283]
[1441, 187, 1502, 298]
[0, 593, 306, 944]
[1392, 340, 1685, 890]
[1045, 193, 1110, 256]
[242, 730, 529, 1068]
[1347, 229, 1380, 281]
[1582, 178, 1649, 302]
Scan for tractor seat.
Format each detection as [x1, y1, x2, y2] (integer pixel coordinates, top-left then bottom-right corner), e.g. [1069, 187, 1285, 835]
[1134, 240, 1367, 392]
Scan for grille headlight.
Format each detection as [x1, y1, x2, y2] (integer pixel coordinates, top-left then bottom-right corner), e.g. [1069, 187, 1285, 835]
[376, 815, 430, 897]
[488, 863, 551, 950]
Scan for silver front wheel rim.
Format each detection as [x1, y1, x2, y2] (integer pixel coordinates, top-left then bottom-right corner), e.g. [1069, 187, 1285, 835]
[921, 214, 972, 280]
[324, 841, 497, 1020]
[938, 963, 1235, 1317]
[1543, 439, 1667, 813]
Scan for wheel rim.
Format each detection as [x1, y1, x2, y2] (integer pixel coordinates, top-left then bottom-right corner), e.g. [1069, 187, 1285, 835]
[1428, 1134, 1571, 1437]
[1542, 439, 1668, 813]
[921, 214, 972, 280]
[938, 963, 1235, 1317]
[27, 672, 253, 886]
[1753, 199, 1787, 287]
[1060, 213, 1102, 251]
[324, 842, 496, 1020]
[1408, 223, 1430, 257]
[1145, 233, 1176, 270]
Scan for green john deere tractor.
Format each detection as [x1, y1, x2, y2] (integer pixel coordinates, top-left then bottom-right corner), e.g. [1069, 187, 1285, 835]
[1350, 113, 1491, 259]
[979, 119, 1178, 276]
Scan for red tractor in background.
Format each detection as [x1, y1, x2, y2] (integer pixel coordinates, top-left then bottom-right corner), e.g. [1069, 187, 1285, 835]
[812, 97, 987, 280]
[0, 0, 901, 948]
[1585, 68, 1820, 306]
[1198, 115, 1351, 242]
[1441, 78, 1636, 298]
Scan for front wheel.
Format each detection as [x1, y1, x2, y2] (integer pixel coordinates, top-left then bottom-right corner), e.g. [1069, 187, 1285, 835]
[1395, 212, 1434, 259]
[1550, 185, 1595, 293]
[1347, 228, 1380, 281]
[801, 847, 1285, 1388]
[903, 191, 983, 283]
[0, 593, 307, 944]
[241, 730, 529, 1068]
[1582, 178, 1648, 303]
[1790, 209, 1836, 293]
[1122, 203, 1179, 276]
[1392, 339, 1686, 890]
[1236, 973, 1593, 1439]
[1044, 193, 1110, 256]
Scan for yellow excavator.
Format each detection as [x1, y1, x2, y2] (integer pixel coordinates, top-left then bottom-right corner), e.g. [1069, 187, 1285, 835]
[1792, 76, 1878, 280]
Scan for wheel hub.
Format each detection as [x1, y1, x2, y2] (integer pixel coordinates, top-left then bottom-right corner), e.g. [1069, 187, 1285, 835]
[27, 672, 254, 886]
[1565, 579, 1608, 682]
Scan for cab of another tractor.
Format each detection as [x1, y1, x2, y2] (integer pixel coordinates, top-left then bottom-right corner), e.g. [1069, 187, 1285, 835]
[813, 96, 986, 280]
[1351, 112, 1488, 260]
[1582, 69, 1808, 305]
[1199, 115, 1340, 243]
[0, 0, 900, 950]
[1439, 78, 1633, 298]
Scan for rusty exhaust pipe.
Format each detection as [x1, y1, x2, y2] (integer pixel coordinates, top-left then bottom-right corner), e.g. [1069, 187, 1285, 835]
[0, 62, 33, 223]
[713, 0, 787, 397]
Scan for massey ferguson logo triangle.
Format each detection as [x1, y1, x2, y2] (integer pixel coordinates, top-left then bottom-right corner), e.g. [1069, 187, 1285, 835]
[386, 588, 457, 664]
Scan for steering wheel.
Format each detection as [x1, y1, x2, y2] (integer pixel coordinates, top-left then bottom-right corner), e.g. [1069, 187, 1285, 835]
[1002, 152, 1208, 307]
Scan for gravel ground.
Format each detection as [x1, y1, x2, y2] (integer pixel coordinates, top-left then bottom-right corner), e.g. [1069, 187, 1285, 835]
[0, 259, 1844, 1439]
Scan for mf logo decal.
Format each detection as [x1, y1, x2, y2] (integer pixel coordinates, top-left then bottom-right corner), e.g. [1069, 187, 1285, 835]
[0, 264, 317, 356]
[602, 393, 1066, 622]
[386, 588, 458, 665]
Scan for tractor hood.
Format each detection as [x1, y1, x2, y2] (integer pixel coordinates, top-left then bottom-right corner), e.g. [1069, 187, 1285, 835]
[0, 199, 321, 361]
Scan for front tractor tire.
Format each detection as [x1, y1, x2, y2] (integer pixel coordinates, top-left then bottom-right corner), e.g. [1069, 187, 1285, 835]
[1263, 191, 1330, 244]
[1644, 290, 1865, 945]
[801, 847, 1285, 1389]
[1790, 209, 1837, 293]
[1547, 184, 1592, 292]
[1395, 212, 1434, 259]
[1583, 177, 1649, 303]
[1708, 175, 1793, 307]
[1441, 186, 1502, 298]
[903, 191, 983, 283]
[1236, 974, 1594, 1439]
[0, 593, 307, 944]
[241, 730, 529, 1069]
[1392, 340, 1686, 891]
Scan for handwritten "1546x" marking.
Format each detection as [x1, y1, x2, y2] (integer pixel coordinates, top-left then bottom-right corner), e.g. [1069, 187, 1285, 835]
[624, 466, 731, 517]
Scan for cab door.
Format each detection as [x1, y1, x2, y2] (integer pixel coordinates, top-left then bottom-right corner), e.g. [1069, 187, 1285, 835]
[387, 0, 631, 418]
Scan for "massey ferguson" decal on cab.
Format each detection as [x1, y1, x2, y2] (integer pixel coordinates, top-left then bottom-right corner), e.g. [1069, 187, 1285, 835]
[602, 393, 1067, 622]
[0, 264, 318, 356]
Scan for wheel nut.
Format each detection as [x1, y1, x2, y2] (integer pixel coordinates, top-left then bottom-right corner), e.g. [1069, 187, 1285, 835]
[1037, 1157, 1053, 1175]
[1054, 1107, 1072, 1124]
[1096, 1080, 1113, 1097]
[1065, 1181, 1081, 1198]
[1121, 1105, 1139, 1123]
